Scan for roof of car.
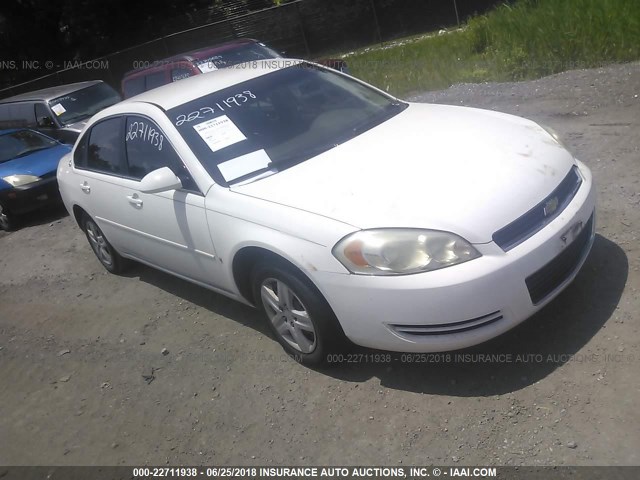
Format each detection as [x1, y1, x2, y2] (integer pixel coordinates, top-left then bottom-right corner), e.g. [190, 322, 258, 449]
[122, 38, 261, 79]
[166, 38, 260, 64]
[121, 58, 303, 111]
[0, 80, 104, 104]
[0, 128, 20, 135]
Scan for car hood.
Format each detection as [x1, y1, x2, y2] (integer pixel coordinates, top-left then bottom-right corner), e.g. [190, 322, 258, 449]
[0, 144, 71, 184]
[231, 103, 576, 243]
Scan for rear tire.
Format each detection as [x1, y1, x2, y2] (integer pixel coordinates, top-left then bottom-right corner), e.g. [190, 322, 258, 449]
[251, 261, 347, 365]
[0, 203, 14, 231]
[82, 214, 127, 274]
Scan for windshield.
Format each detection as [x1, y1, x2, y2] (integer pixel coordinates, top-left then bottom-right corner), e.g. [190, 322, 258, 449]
[0, 130, 58, 163]
[49, 83, 121, 126]
[195, 43, 281, 73]
[168, 64, 406, 185]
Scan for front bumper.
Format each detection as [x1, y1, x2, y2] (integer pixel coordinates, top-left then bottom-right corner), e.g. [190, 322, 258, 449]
[0, 177, 61, 215]
[313, 161, 596, 352]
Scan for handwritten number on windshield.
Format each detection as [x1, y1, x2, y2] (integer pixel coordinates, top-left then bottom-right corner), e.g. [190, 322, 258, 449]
[175, 90, 256, 126]
[126, 120, 164, 151]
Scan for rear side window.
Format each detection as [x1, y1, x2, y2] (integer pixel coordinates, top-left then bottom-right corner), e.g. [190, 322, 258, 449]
[86, 117, 126, 175]
[145, 72, 167, 91]
[123, 76, 145, 98]
[0, 102, 36, 127]
[11, 102, 36, 125]
[0, 104, 11, 128]
[74, 134, 88, 167]
[125, 116, 198, 191]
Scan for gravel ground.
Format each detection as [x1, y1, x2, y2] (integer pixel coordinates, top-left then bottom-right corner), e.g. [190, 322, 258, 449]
[1, 62, 639, 467]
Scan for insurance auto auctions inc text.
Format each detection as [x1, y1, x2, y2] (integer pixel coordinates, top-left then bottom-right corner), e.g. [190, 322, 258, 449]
[256, 467, 497, 477]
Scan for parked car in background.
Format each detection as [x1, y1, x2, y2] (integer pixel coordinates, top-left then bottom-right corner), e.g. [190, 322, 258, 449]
[121, 38, 349, 98]
[0, 129, 71, 230]
[58, 60, 594, 365]
[121, 39, 281, 98]
[0, 81, 122, 144]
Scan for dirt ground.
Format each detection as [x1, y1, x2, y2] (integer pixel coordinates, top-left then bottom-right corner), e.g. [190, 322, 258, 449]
[1, 62, 639, 467]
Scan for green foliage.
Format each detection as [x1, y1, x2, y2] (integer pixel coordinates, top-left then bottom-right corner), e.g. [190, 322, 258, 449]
[346, 0, 640, 96]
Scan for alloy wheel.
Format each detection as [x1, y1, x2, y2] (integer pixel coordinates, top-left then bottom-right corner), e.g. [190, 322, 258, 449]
[260, 277, 317, 354]
[85, 219, 114, 268]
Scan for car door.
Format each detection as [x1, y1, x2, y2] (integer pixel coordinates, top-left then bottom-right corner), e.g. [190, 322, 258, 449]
[34, 102, 72, 144]
[74, 114, 219, 286]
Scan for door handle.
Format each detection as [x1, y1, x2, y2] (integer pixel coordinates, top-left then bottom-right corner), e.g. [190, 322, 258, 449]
[80, 182, 91, 193]
[127, 194, 143, 207]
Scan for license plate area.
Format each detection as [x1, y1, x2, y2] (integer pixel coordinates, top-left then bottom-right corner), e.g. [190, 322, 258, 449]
[560, 220, 584, 248]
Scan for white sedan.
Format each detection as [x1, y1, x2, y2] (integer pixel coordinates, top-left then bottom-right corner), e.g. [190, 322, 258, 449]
[57, 60, 595, 365]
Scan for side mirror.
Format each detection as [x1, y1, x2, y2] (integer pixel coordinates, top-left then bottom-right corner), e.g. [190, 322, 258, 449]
[139, 167, 182, 194]
[38, 116, 55, 127]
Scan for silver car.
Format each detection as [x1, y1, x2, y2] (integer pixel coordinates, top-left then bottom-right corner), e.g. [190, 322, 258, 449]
[0, 80, 121, 144]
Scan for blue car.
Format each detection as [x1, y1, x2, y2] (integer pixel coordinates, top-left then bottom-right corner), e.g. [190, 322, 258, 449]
[0, 129, 71, 230]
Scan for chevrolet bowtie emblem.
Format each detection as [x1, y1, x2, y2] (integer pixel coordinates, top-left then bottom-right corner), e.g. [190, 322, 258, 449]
[544, 196, 559, 217]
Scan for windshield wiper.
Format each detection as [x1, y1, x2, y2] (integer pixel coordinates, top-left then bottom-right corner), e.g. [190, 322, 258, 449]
[226, 166, 276, 186]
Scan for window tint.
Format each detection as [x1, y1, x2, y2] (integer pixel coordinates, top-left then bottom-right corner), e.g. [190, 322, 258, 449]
[0, 102, 36, 127]
[74, 133, 88, 168]
[86, 117, 126, 174]
[125, 116, 197, 191]
[145, 72, 167, 91]
[169, 65, 404, 185]
[0, 104, 11, 128]
[123, 76, 145, 98]
[12, 102, 36, 125]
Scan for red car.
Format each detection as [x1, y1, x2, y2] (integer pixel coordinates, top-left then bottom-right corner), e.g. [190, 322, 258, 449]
[122, 39, 281, 98]
[121, 38, 348, 98]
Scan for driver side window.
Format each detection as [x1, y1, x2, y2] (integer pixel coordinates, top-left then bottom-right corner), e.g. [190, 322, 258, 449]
[124, 116, 198, 192]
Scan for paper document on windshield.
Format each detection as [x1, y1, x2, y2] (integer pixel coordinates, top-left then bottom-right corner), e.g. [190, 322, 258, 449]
[193, 115, 246, 153]
[197, 62, 218, 73]
[51, 103, 66, 116]
[218, 149, 272, 183]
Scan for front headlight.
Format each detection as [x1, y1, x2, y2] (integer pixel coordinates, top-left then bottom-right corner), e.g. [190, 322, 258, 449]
[2, 174, 41, 187]
[332, 228, 481, 275]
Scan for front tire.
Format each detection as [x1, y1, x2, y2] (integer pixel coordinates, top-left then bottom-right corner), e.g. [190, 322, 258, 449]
[252, 261, 347, 365]
[82, 214, 127, 274]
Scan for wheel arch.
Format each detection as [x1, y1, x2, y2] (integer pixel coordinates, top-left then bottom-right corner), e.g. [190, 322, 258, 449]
[231, 245, 320, 307]
[72, 204, 89, 230]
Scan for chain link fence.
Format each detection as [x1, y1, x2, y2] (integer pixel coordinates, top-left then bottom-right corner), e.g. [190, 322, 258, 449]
[0, 0, 501, 97]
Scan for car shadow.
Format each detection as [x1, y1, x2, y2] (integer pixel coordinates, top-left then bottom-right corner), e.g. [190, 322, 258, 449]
[319, 234, 628, 396]
[0, 202, 69, 235]
[121, 234, 626, 396]
[122, 262, 268, 335]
